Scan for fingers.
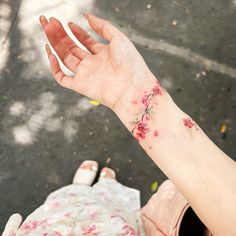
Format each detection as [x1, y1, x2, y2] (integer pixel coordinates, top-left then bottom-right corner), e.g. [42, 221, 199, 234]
[45, 44, 74, 90]
[40, 16, 88, 73]
[49, 17, 89, 59]
[68, 22, 99, 54]
[39, 14, 49, 28]
[84, 13, 122, 42]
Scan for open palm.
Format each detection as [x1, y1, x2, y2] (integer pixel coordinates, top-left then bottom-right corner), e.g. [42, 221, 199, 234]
[40, 14, 153, 109]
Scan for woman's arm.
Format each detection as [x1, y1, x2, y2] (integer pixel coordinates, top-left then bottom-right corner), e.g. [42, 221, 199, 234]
[40, 14, 236, 235]
[113, 74, 236, 236]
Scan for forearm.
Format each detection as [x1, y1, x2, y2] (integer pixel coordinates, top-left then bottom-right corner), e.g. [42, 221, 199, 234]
[114, 74, 236, 235]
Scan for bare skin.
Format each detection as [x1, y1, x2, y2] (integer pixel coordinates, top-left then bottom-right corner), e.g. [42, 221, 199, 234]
[79, 163, 116, 179]
[40, 14, 236, 235]
[100, 167, 116, 180]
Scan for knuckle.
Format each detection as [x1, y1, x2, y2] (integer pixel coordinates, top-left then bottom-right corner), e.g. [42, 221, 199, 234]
[61, 51, 70, 61]
[84, 36, 95, 47]
[91, 43, 103, 53]
[101, 22, 110, 36]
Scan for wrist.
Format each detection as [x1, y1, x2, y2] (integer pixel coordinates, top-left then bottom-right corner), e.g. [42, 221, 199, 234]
[113, 74, 183, 140]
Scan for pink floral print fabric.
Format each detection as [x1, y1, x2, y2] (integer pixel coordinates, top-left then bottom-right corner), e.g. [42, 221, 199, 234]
[13, 179, 144, 236]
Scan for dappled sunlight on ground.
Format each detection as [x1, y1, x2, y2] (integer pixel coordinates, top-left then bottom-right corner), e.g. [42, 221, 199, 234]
[13, 125, 34, 145]
[8, 92, 94, 145]
[1, 0, 100, 146]
[9, 101, 26, 116]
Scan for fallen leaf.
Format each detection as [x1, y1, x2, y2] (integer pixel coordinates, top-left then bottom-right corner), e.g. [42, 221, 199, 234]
[150, 181, 158, 193]
[89, 100, 100, 106]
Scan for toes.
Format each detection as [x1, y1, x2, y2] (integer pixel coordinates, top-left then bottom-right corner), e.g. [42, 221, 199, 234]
[80, 160, 98, 171]
[100, 167, 116, 179]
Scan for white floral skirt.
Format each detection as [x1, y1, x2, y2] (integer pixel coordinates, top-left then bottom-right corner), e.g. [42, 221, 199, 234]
[14, 178, 145, 235]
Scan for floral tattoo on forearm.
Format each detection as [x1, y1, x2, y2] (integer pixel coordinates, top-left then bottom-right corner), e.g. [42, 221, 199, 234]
[183, 118, 199, 131]
[130, 81, 163, 141]
[130, 81, 199, 142]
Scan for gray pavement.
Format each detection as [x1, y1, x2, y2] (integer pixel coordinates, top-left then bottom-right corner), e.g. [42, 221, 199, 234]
[0, 0, 236, 232]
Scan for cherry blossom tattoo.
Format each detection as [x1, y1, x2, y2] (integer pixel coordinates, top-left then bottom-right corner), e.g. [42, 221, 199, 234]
[183, 117, 199, 131]
[130, 81, 163, 141]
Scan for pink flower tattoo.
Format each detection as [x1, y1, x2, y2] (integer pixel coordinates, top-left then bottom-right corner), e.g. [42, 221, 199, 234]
[130, 81, 163, 141]
[183, 118, 199, 131]
[183, 118, 194, 128]
[153, 83, 163, 96]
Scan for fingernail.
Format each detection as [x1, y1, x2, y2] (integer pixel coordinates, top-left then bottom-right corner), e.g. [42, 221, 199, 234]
[68, 22, 74, 26]
[45, 44, 50, 53]
[49, 17, 56, 23]
[83, 12, 89, 20]
[91, 165, 98, 171]
[100, 171, 106, 177]
[39, 15, 44, 23]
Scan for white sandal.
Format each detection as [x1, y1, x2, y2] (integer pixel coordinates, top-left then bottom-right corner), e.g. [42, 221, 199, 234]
[72, 160, 98, 186]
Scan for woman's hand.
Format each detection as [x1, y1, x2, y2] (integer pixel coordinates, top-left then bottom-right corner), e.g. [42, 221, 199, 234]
[40, 14, 155, 110]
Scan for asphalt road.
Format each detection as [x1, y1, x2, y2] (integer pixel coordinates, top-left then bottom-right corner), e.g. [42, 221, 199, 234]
[0, 0, 235, 232]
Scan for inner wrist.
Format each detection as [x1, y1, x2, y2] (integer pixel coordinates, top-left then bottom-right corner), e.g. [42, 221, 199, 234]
[113, 76, 179, 135]
[113, 75, 158, 114]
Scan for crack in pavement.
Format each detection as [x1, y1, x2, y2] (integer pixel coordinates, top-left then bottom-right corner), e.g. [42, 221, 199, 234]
[124, 28, 236, 79]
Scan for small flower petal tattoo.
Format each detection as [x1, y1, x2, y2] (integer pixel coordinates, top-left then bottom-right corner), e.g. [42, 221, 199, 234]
[183, 117, 199, 131]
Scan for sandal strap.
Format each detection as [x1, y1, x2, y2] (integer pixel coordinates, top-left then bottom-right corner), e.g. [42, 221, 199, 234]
[73, 169, 97, 185]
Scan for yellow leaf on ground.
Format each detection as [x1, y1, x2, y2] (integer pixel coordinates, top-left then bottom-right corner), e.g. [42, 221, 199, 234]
[150, 181, 158, 193]
[89, 100, 100, 106]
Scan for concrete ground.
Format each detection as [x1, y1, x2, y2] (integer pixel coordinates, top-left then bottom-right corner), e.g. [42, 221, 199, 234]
[0, 0, 236, 232]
